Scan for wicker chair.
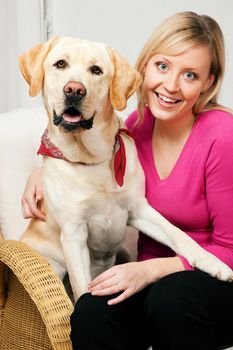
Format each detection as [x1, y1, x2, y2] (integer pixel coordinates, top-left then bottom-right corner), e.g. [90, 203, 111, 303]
[0, 234, 73, 350]
[0, 107, 74, 349]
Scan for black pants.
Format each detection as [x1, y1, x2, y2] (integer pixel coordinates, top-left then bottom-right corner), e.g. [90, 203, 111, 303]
[70, 270, 233, 350]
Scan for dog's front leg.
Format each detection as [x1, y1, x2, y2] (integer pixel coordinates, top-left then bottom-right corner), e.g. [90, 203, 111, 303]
[60, 222, 91, 301]
[129, 201, 233, 281]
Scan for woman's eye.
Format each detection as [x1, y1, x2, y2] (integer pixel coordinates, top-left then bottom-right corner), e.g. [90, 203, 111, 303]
[90, 65, 103, 75]
[157, 63, 168, 71]
[54, 60, 67, 69]
[184, 71, 197, 80]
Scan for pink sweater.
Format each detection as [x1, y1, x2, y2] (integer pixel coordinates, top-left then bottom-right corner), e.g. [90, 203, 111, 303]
[125, 108, 233, 270]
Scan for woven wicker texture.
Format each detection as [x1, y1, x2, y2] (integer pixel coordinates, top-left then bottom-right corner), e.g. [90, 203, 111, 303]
[0, 239, 73, 350]
[0, 303, 4, 347]
[0, 258, 6, 346]
[0, 258, 6, 306]
[1, 270, 52, 350]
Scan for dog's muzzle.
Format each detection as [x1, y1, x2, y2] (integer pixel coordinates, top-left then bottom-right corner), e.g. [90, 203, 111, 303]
[53, 81, 95, 132]
[53, 108, 95, 132]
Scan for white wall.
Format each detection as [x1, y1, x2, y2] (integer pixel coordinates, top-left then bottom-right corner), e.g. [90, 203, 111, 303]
[1, 0, 233, 115]
[0, 0, 43, 113]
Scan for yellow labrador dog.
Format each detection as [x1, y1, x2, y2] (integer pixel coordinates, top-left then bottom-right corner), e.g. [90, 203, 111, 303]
[19, 37, 232, 301]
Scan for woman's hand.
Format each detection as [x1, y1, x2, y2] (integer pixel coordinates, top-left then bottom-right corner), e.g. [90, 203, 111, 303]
[89, 261, 155, 305]
[88, 257, 185, 305]
[21, 167, 46, 221]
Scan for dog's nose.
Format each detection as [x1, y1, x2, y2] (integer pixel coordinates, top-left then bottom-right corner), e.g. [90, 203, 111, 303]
[63, 81, 86, 99]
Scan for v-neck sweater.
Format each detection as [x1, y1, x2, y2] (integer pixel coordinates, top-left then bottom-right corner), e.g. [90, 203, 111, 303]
[125, 108, 233, 270]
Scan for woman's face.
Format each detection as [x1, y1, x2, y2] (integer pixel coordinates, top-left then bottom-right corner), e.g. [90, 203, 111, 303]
[143, 45, 214, 122]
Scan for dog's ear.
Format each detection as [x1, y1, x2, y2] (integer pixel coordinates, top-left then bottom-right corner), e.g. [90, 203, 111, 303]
[19, 37, 58, 97]
[108, 48, 141, 111]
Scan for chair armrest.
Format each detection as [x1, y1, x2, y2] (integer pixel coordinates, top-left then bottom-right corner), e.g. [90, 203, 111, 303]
[0, 239, 73, 350]
[0, 260, 6, 307]
[0, 233, 6, 307]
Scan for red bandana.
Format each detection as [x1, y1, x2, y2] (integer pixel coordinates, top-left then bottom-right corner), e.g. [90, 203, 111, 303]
[37, 128, 133, 186]
[114, 128, 133, 186]
[37, 129, 68, 160]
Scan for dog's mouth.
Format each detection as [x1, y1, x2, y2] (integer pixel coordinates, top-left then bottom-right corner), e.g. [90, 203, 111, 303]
[53, 107, 95, 132]
[63, 107, 83, 123]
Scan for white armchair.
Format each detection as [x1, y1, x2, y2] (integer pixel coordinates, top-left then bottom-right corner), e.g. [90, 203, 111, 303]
[0, 107, 46, 239]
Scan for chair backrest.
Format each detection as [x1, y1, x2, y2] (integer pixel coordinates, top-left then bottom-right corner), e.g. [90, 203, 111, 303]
[0, 107, 47, 240]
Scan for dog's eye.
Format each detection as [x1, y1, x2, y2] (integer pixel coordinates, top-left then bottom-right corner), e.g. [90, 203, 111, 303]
[90, 65, 103, 75]
[54, 60, 67, 69]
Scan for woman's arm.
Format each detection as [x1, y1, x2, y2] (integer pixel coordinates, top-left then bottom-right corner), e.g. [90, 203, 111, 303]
[180, 129, 233, 270]
[202, 134, 233, 269]
[21, 167, 46, 220]
[88, 256, 185, 305]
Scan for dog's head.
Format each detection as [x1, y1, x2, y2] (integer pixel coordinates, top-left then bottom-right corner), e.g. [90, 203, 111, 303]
[19, 37, 141, 133]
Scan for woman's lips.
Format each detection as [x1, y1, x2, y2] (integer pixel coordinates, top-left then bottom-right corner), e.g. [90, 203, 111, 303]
[155, 92, 181, 104]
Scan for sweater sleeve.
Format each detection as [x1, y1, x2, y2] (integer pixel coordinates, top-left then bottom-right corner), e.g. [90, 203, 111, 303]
[180, 133, 233, 270]
[203, 135, 233, 269]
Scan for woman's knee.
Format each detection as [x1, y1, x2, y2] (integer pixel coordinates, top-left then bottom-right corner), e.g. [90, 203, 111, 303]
[144, 271, 203, 325]
[71, 292, 110, 328]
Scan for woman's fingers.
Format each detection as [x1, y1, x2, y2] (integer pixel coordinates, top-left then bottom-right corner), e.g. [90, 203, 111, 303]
[21, 167, 46, 221]
[107, 289, 132, 305]
[88, 262, 155, 305]
[88, 267, 117, 289]
[21, 194, 46, 220]
[90, 279, 134, 305]
[21, 198, 34, 218]
[91, 284, 122, 296]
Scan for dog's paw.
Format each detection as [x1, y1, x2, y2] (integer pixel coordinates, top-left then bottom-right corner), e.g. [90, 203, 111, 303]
[190, 252, 233, 282]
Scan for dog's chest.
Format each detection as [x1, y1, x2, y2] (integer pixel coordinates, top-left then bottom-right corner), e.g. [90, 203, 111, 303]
[86, 195, 128, 250]
[44, 159, 129, 238]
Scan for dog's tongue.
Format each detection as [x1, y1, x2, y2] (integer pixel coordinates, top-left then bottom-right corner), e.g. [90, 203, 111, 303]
[63, 113, 82, 123]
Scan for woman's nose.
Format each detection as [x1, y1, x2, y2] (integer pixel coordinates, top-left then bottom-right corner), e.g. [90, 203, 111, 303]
[163, 73, 180, 93]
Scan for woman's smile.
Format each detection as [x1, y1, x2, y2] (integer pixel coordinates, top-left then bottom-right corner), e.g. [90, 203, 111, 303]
[154, 91, 182, 107]
[143, 46, 213, 122]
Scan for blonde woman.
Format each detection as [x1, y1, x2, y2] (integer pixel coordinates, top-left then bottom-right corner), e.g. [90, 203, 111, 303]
[22, 12, 233, 350]
[71, 12, 233, 349]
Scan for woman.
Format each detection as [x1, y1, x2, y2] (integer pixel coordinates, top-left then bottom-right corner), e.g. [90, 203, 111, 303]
[22, 12, 233, 350]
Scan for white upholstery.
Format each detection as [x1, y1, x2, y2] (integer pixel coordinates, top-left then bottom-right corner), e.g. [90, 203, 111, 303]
[0, 106, 47, 239]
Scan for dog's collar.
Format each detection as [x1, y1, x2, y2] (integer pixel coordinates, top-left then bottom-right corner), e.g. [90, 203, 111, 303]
[37, 128, 133, 187]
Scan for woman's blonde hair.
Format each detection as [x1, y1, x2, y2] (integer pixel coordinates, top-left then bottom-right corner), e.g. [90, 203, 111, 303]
[136, 11, 232, 121]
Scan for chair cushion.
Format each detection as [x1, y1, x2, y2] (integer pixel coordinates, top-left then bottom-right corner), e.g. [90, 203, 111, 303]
[0, 107, 47, 239]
